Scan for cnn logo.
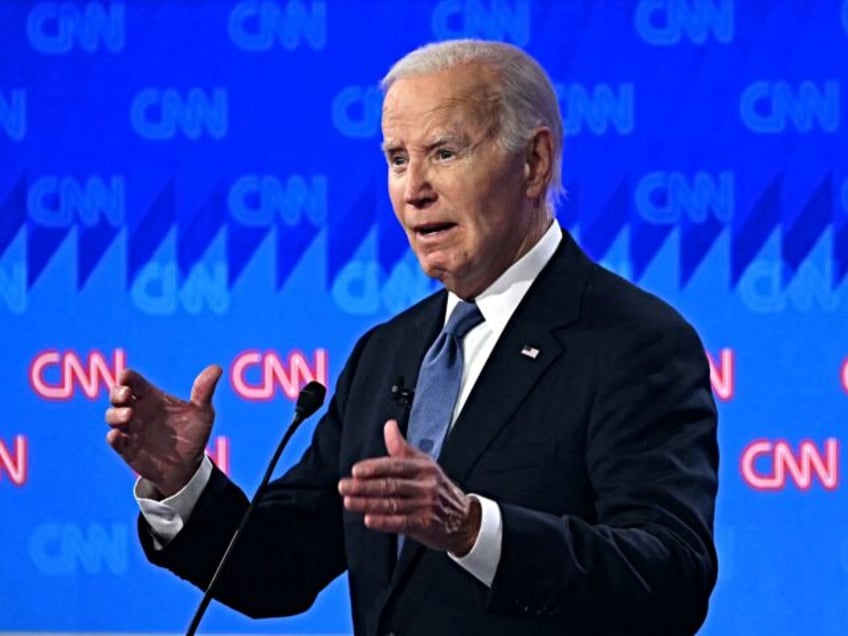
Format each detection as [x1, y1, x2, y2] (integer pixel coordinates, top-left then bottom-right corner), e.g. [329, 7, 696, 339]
[30, 349, 125, 400]
[230, 349, 328, 401]
[740, 438, 839, 491]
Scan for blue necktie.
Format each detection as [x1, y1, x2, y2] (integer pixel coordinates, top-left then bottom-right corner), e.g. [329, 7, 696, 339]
[406, 301, 485, 460]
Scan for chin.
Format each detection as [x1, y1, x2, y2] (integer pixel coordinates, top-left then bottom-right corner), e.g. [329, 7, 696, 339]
[421, 264, 447, 283]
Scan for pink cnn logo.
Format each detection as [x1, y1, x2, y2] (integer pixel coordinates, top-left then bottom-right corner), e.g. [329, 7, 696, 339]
[230, 349, 328, 401]
[30, 349, 126, 400]
[741, 438, 839, 491]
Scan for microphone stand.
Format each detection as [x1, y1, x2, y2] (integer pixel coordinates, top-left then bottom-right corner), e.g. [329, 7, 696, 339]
[185, 381, 326, 636]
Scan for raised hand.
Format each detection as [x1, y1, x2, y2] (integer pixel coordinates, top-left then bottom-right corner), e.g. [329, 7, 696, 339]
[105, 365, 223, 498]
[338, 419, 481, 555]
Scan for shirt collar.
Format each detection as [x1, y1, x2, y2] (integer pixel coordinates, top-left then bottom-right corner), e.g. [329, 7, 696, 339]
[445, 220, 563, 338]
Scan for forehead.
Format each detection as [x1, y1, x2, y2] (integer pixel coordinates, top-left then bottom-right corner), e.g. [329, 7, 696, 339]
[381, 64, 500, 142]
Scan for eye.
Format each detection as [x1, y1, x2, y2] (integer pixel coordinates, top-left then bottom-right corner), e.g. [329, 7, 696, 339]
[435, 148, 455, 161]
[388, 153, 408, 168]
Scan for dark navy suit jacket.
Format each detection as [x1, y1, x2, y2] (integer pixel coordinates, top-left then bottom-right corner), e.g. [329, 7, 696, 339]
[140, 232, 719, 636]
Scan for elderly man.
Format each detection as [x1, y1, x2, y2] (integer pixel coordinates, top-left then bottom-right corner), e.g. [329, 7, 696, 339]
[106, 40, 718, 635]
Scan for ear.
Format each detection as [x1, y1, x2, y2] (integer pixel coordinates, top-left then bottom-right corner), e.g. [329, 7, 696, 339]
[523, 127, 554, 201]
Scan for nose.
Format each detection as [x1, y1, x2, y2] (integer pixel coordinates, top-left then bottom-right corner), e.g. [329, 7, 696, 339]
[404, 159, 436, 208]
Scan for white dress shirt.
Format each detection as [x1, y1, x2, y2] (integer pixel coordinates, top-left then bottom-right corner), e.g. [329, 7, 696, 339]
[136, 220, 563, 589]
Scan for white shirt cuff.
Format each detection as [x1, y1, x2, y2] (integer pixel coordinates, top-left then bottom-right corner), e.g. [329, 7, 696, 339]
[448, 494, 502, 587]
[134, 455, 214, 547]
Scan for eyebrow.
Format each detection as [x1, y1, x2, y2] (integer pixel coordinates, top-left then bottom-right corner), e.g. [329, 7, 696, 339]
[380, 133, 468, 156]
[380, 140, 401, 155]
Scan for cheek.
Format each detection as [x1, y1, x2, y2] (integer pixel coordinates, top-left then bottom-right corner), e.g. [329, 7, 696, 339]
[387, 182, 405, 215]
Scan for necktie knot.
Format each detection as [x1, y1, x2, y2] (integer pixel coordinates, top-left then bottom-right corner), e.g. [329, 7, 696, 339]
[444, 301, 484, 340]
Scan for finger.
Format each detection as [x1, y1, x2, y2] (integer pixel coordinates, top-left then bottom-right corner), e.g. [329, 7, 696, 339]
[342, 494, 428, 515]
[363, 513, 412, 533]
[351, 456, 428, 479]
[366, 511, 448, 535]
[384, 419, 419, 459]
[106, 427, 130, 454]
[109, 384, 133, 406]
[190, 364, 223, 408]
[105, 406, 133, 427]
[338, 476, 423, 498]
[120, 369, 155, 398]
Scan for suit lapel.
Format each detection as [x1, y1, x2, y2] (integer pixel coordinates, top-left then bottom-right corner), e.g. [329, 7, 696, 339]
[387, 316, 572, 591]
[438, 321, 565, 481]
[384, 234, 592, 590]
[439, 235, 589, 483]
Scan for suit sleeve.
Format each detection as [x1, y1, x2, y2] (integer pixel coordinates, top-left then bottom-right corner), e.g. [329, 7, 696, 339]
[138, 332, 374, 619]
[485, 317, 719, 634]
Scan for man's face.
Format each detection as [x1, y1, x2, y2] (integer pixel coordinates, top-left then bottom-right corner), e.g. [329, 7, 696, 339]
[381, 63, 548, 299]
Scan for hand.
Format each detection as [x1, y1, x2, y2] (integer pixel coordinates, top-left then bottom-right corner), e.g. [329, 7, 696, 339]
[338, 419, 481, 555]
[105, 365, 223, 498]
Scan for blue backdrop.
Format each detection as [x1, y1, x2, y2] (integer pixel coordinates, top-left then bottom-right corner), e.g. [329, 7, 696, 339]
[1, 0, 847, 633]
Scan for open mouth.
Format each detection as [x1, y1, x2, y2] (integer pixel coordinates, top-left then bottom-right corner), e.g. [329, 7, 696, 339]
[415, 222, 456, 236]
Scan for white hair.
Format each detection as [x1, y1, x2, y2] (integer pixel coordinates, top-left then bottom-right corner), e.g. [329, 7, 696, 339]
[381, 39, 564, 209]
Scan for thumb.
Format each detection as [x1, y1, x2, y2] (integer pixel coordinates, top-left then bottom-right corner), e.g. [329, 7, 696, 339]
[384, 419, 417, 458]
[190, 364, 223, 408]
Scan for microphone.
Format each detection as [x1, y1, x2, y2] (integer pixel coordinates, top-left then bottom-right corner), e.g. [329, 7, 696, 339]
[391, 375, 414, 408]
[296, 380, 327, 419]
[391, 375, 414, 433]
[185, 381, 327, 636]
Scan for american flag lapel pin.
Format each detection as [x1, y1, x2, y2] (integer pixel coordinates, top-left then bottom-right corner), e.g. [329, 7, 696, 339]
[520, 345, 540, 360]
